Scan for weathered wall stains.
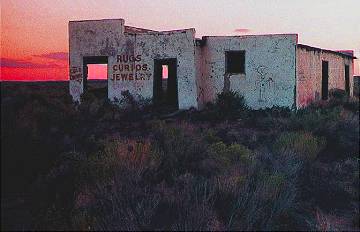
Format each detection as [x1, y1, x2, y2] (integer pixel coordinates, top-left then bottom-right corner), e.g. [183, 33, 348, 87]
[296, 45, 354, 108]
[69, 19, 355, 110]
[107, 29, 198, 109]
[69, 19, 125, 102]
[198, 35, 297, 109]
[69, 19, 198, 109]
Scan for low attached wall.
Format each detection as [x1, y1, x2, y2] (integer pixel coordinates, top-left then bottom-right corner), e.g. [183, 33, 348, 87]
[296, 46, 354, 108]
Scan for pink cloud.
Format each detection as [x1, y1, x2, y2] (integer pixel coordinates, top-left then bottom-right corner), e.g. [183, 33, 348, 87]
[234, 28, 251, 33]
[0, 58, 65, 68]
[34, 52, 68, 60]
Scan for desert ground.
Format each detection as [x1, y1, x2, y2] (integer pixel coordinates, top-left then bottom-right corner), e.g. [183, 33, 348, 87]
[1, 81, 359, 230]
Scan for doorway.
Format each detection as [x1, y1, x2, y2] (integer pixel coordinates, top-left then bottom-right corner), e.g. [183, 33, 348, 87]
[153, 58, 178, 109]
[83, 56, 108, 98]
[345, 65, 350, 95]
[322, 61, 329, 100]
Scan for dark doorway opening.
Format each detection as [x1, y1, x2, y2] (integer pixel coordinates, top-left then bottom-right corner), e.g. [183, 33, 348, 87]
[322, 61, 329, 100]
[83, 56, 108, 98]
[345, 65, 350, 95]
[153, 58, 178, 110]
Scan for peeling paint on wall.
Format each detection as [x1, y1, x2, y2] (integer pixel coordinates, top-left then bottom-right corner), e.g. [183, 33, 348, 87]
[69, 19, 355, 110]
[69, 19, 198, 109]
[198, 35, 297, 109]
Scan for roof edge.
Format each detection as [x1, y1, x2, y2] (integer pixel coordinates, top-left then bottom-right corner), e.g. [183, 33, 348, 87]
[202, 33, 298, 38]
[297, 44, 356, 59]
[69, 18, 124, 23]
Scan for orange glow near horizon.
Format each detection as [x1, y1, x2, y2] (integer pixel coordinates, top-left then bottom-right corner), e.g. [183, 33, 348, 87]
[1, 67, 68, 81]
[1, 0, 359, 81]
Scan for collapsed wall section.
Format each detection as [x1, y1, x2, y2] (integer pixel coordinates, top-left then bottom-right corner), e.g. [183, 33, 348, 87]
[197, 34, 297, 109]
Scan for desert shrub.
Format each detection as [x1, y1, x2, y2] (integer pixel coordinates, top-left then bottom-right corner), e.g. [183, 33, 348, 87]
[148, 121, 208, 183]
[317, 112, 359, 159]
[324, 89, 360, 113]
[2, 83, 359, 231]
[196, 91, 248, 121]
[214, 91, 248, 118]
[77, 139, 156, 231]
[167, 175, 221, 231]
[302, 158, 359, 213]
[118, 90, 139, 111]
[39, 139, 153, 230]
[304, 208, 342, 231]
[329, 88, 348, 101]
[246, 106, 292, 130]
[79, 89, 155, 123]
[118, 90, 152, 112]
[252, 106, 292, 119]
[208, 142, 253, 167]
[80, 180, 160, 231]
[64, 138, 151, 189]
[273, 131, 326, 161]
[223, 152, 303, 231]
[288, 106, 342, 132]
[79, 90, 108, 118]
[342, 97, 359, 113]
[203, 128, 222, 144]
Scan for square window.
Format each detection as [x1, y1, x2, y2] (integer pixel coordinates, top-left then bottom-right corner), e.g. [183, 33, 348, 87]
[226, 51, 245, 74]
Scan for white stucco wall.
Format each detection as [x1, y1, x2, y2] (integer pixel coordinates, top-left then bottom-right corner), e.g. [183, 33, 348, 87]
[195, 43, 205, 108]
[69, 19, 125, 102]
[69, 19, 354, 111]
[296, 46, 354, 108]
[197, 34, 297, 109]
[69, 19, 198, 109]
[108, 29, 198, 109]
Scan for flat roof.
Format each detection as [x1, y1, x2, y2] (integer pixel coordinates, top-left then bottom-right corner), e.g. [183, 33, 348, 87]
[297, 44, 356, 59]
[124, 25, 158, 34]
[69, 18, 124, 23]
[202, 33, 298, 38]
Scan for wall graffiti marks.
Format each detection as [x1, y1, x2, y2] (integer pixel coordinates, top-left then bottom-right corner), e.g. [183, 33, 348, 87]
[70, 67, 82, 83]
[254, 65, 275, 102]
[70, 83, 81, 97]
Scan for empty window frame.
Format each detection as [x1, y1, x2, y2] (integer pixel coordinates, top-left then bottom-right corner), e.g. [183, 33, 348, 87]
[322, 60, 329, 100]
[226, 51, 245, 74]
[345, 65, 350, 95]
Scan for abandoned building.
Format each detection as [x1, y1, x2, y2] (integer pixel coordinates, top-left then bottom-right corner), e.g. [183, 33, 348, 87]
[69, 19, 356, 110]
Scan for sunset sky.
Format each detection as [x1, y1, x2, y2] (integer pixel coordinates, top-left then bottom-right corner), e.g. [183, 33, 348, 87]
[1, 0, 359, 81]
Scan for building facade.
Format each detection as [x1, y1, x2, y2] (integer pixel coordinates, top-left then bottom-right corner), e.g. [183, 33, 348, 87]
[69, 19, 355, 110]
